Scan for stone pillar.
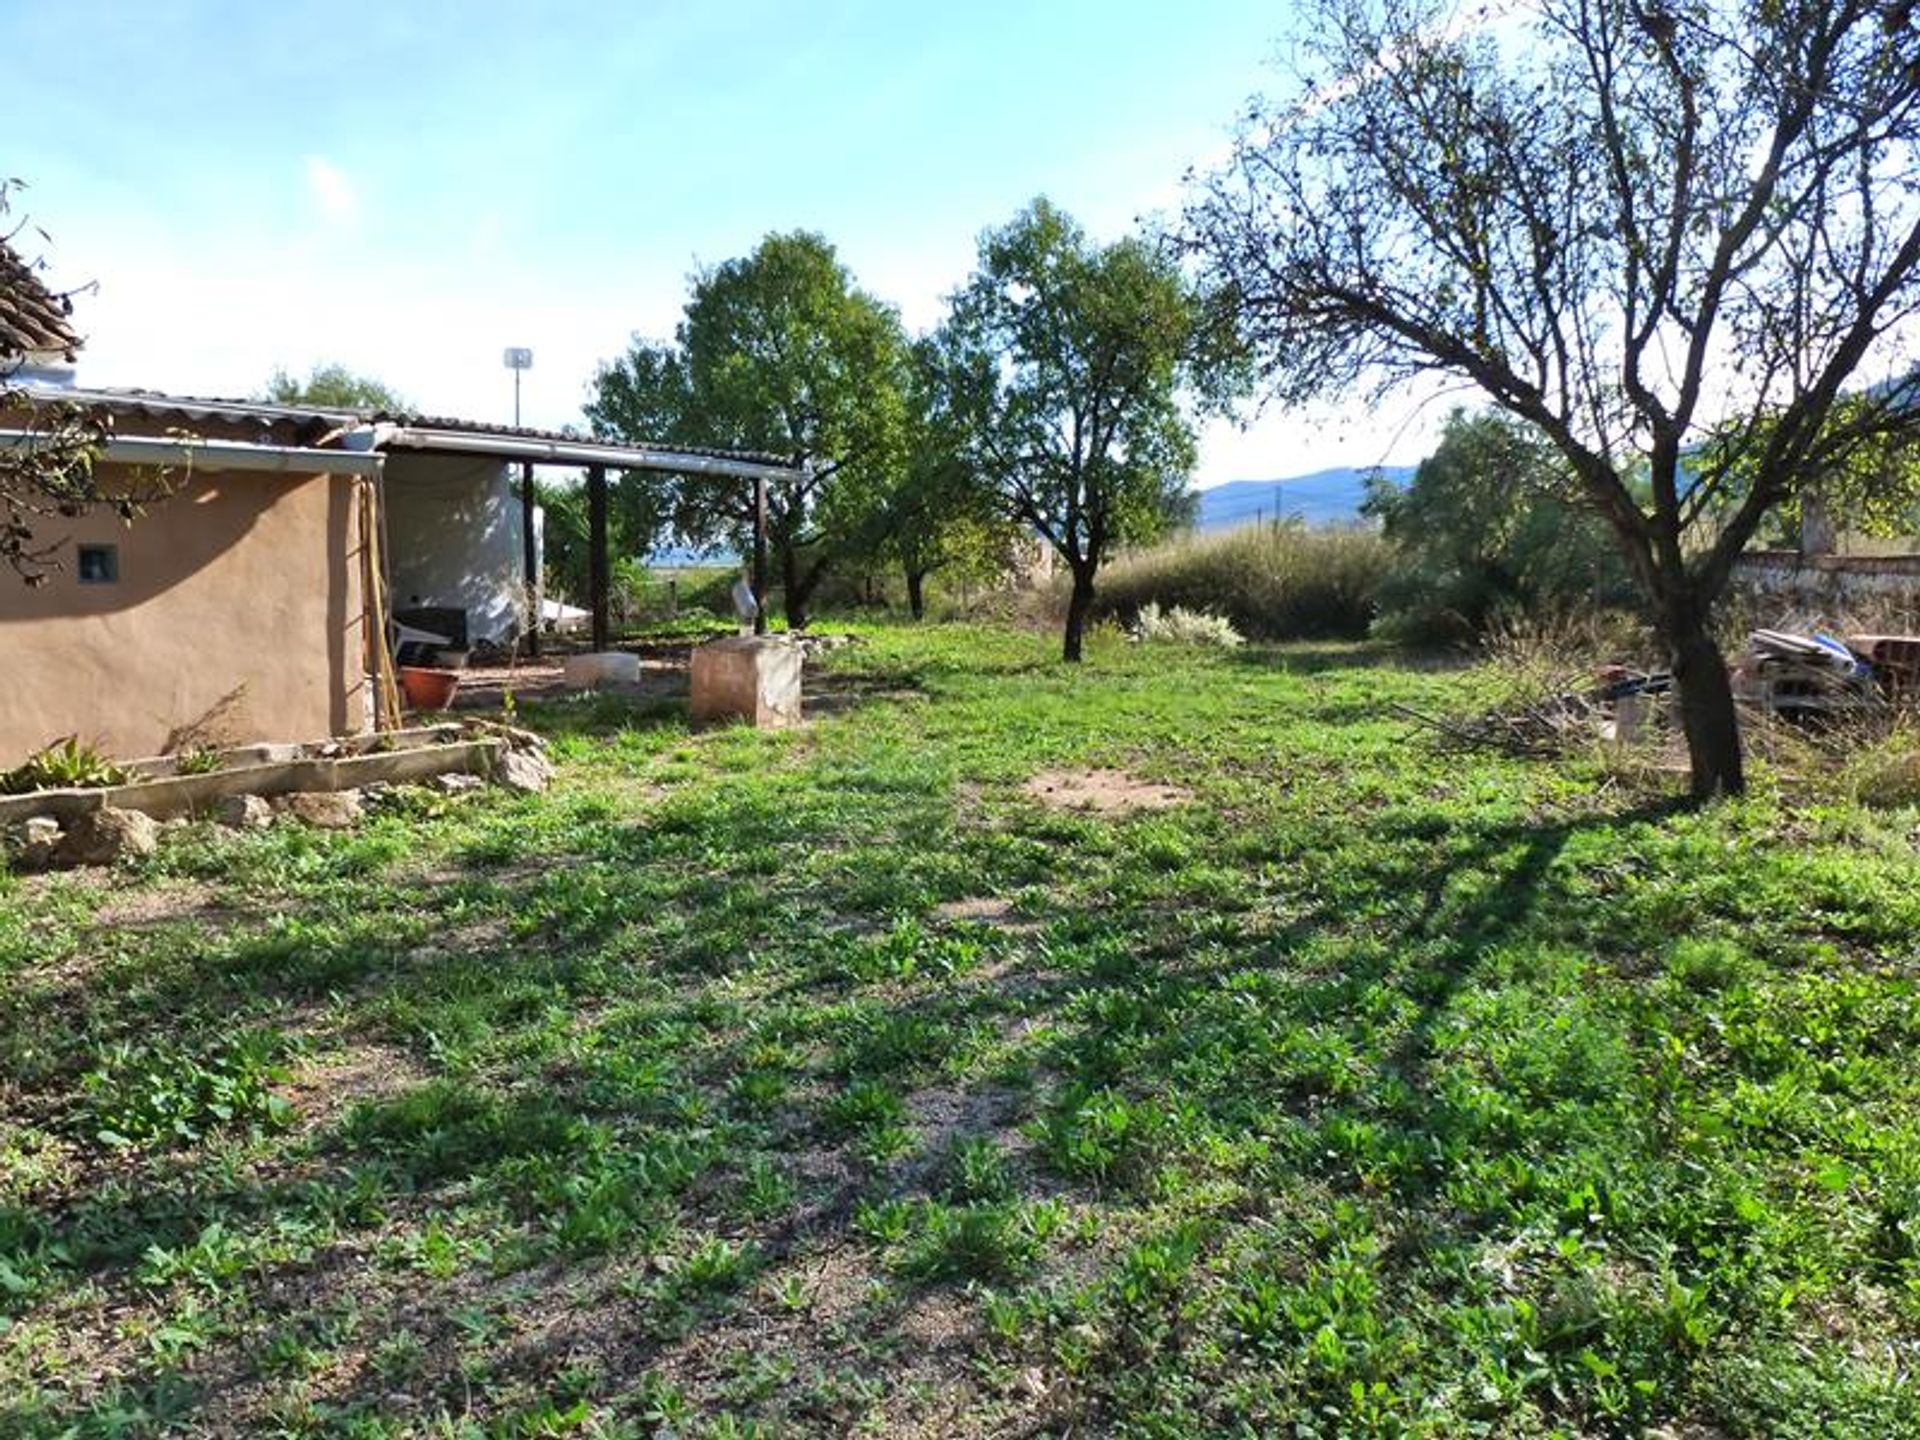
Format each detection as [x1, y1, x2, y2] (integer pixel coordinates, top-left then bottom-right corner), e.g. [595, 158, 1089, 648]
[690, 636, 802, 728]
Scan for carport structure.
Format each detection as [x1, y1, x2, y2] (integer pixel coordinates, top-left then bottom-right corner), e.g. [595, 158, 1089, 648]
[345, 414, 803, 652]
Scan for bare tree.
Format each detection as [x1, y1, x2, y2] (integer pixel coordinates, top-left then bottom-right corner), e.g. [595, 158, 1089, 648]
[1189, 0, 1920, 798]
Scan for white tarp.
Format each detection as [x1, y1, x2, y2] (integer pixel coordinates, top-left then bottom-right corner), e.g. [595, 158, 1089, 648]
[383, 453, 535, 645]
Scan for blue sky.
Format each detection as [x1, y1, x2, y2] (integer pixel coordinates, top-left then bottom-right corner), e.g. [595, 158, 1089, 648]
[1, 1, 1443, 483]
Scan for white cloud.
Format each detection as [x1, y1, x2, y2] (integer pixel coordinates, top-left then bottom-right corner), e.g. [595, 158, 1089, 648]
[304, 156, 358, 224]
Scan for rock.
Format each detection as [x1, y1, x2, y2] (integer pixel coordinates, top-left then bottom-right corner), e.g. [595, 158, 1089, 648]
[494, 747, 553, 794]
[216, 794, 274, 830]
[282, 790, 364, 828]
[795, 632, 859, 655]
[55, 806, 159, 867]
[434, 771, 485, 794]
[8, 815, 64, 872]
[358, 782, 405, 813]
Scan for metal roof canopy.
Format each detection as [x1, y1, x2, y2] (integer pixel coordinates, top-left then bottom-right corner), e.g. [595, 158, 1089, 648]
[363, 423, 804, 483]
[0, 429, 384, 477]
[15, 384, 805, 479]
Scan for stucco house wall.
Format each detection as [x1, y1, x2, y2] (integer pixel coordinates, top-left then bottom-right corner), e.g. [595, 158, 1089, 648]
[0, 463, 368, 765]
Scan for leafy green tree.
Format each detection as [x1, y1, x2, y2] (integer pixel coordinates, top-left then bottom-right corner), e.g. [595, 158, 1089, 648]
[937, 199, 1207, 661]
[534, 472, 674, 612]
[1365, 410, 1636, 642]
[587, 232, 912, 628]
[1189, 0, 1920, 798]
[849, 340, 1019, 619]
[1706, 393, 1920, 550]
[260, 362, 408, 412]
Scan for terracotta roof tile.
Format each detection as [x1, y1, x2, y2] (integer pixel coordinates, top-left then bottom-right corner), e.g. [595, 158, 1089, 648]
[0, 240, 81, 362]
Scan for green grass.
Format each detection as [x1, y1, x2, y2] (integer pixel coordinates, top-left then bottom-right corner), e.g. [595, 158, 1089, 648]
[3, 621, 1919, 1436]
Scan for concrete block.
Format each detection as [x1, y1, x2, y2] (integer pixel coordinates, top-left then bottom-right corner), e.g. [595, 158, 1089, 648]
[690, 636, 803, 728]
[563, 652, 642, 690]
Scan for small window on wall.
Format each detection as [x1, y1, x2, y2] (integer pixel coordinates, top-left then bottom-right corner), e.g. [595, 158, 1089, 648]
[76, 544, 119, 584]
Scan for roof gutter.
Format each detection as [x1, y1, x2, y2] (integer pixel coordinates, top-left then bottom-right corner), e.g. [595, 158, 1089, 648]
[0, 430, 386, 478]
[368, 424, 805, 483]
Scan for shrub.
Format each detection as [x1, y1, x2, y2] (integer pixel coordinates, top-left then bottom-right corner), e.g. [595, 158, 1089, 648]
[1827, 720, 1920, 809]
[1095, 524, 1390, 640]
[1133, 602, 1245, 649]
[1366, 409, 1637, 643]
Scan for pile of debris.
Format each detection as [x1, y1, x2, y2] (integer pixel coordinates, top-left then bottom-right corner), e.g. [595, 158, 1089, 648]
[1399, 627, 1920, 761]
[1394, 692, 1588, 757]
[1735, 629, 1918, 717]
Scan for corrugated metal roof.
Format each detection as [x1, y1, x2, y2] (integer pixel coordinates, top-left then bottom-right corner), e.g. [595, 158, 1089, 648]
[11, 384, 800, 472]
[0, 241, 82, 362]
[375, 411, 794, 469]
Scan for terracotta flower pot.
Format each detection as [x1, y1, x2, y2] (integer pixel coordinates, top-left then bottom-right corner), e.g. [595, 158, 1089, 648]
[398, 665, 461, 711]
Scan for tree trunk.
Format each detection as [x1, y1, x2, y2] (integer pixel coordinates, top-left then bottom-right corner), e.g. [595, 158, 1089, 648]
[1062, 564, 1096, 662]
[906, 568, 927, 621]
[1665, 599, 1745, 800]
[780, 541, 824, 631]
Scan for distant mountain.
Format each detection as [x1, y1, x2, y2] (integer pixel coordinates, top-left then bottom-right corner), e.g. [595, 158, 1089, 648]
[640, 464, 1413, 565]
[1195, 465, 1416, 531]
[648, 544, 736, 568]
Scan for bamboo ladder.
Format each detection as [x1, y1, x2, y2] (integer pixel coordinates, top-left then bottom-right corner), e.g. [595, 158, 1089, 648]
[357, 477, 405, 729]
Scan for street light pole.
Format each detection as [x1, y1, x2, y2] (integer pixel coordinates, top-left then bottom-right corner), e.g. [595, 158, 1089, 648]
[503, 348, 537, 653]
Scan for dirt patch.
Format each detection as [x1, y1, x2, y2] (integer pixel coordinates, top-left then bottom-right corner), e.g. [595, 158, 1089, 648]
[906, 1083, 1029, 1163]
[91, 877, 224, 929]
[931, 896, 1044, 934]
[282, 1043, 428, 1136]
[1022, 767, 1193, 816]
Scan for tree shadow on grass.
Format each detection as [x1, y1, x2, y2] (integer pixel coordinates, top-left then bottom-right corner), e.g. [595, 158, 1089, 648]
[1229, 641, 1469, 675]
[2, 768, 1715, 1433]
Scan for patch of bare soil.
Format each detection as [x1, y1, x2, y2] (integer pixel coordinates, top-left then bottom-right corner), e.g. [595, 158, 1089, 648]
[451, 652, 694, 710]
[1022, 767, 1192, 816]
[90, 877, 224, 928]
[931, 896, 1044, 934]
[907, 1083, 1027, 1157]
[282, 1042, 429, 1137]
